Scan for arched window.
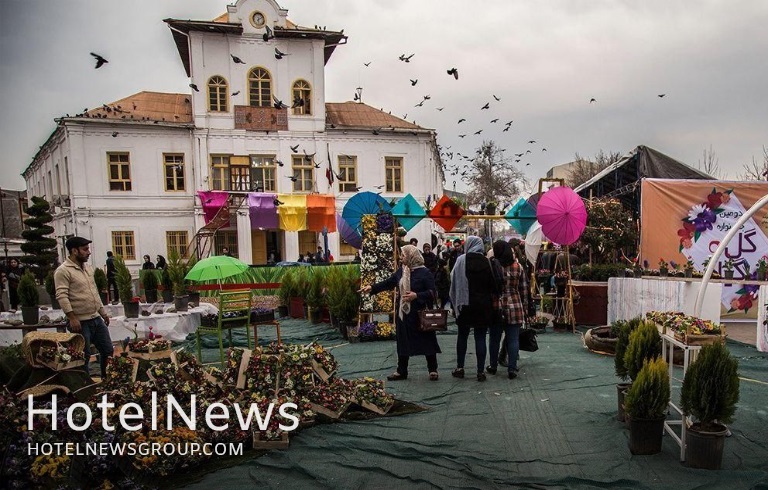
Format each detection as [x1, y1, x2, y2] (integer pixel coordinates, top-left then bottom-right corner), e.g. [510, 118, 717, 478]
[248, 67, 272, 107]
[291, 80, 312, 115]
[207, 76, 228, 112]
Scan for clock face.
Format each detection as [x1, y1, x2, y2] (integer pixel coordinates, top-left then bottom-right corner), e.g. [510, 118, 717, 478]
[251, 11, 266, 27]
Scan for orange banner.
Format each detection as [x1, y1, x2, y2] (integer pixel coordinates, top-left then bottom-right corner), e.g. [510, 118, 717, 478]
[640, 179, 768, 319]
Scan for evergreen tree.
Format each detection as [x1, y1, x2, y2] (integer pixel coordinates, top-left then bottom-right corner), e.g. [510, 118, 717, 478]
[20, 196, 58, 278]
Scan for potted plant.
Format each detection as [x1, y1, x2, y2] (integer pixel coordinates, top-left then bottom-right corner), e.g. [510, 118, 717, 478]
[93, 267, 109, 305]
[723, 258, 734, 279]
[289, 268, 309, 319]
[167, 250, 189, 312]
[684, 259, 695, 278]
[142, 269, 159, 304]
[184, 255, 200, 305]
[623, 320, 662, 384]
[485, 201, 497, 216]
[44, 271, 59, 309]
[658, 259, 668, 277]
[613, 317, 641, 422]
[114, 256, 139, 318]
[624, 357, 670, 455]
[680, 341, 739, 469]
[757, 257, 768, 281]
[528, 315, 549, 331]
[160, 267, 173, 303]
[277, 270, 294, 318]
[18, 271, 40, 325]
[305, 270, 324, 324]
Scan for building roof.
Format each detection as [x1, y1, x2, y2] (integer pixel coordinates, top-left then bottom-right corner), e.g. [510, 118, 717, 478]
[81, 92, 194, 124]
[325, 102, 426, 131]
[165, 15, 346, 77]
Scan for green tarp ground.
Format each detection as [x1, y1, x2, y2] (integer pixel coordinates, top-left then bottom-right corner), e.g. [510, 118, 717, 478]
[181, 320, 768, 489]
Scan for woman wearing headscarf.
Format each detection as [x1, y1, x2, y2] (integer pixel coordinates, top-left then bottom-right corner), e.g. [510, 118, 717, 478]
[155, 255, 167, 270]
[449, 235, 498, 381]
[361, 245, 441, 381]
[142, 255, 155, 270]
[488, 241, 529, 379]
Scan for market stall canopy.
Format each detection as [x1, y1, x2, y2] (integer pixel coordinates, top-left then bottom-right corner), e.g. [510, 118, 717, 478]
[277, 194, 308, 231]
[506, 198, 537, 235]
[306, 194, 337, 232]
[429, 195, 465, 232]
[392, 193, 427, 232]
[342, 192, 391, 236]
[248, 193, 278, 230]
[537, 186, 587, 246]
[198, 191, 229, 224]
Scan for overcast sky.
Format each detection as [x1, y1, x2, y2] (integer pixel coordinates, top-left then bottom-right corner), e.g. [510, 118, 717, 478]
[2, 0, 767, 193]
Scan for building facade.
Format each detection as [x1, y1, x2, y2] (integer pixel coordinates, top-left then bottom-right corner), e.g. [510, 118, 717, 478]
[22, 0, 443, 272]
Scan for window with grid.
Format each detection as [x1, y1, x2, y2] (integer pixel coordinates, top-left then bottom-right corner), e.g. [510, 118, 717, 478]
[250, 155, 276, 192]
[291, 156, 314, 192]
[230, 158, 251, 191]
[211, 155, 230, 190]
[166, 231, 189, 259]
[291, 80, 312, 115]
[111, 231, 136, 260]
[108, 152, 132, 191]
[337, 155, 357, 192]
[207, 75, 228, 112]
[385, 157, 403, 192]
[163, 154, 185, 191]
[216, 231, 238, 257]
[248, 67, 272, 107]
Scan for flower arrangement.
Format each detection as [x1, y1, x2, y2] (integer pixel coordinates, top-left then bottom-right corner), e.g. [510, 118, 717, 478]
[646, 311, 722, 337]
[131, 296, 141, 304]
[309, 341, 338, 378]
[677, 188, 732, 251]
[360, 214, 396, 313]
[658, 259, 668, 270]
[353, 377, 394, 414]
[129, 337, 171, 353]
[37, 343, 85, 365]
[307, 378, 352, 414]
[374, 322, 395, 338]
[359, 321, 377, 339]
[685, 259, 694, 270]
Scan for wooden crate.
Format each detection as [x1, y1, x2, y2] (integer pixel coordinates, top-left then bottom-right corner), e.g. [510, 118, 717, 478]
[358, 399, 394, 416]
[252, 431, 289, 450]
[310, 359, 336, 383]
[309, 401, 349, 420]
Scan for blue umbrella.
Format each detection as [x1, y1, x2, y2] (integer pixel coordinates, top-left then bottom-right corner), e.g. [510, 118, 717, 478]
[392, 193, 426, 231]
[341, 191, 391, 236]
[505, 198, 537, 234]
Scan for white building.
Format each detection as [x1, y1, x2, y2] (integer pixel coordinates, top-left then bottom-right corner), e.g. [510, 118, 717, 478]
[22, 0, 443, 272]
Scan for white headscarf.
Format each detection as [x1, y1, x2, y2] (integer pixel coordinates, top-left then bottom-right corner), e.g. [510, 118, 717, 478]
[398, 245, 425, 320]
[449, 236, 484, 315]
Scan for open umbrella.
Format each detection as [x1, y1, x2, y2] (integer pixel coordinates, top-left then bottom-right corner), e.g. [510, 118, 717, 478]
[336, 213, 362, 249]
[185, 255, 250, 283]
[536, 186, 587, 246]
[341, 191, 391, 236]
[505, 197, 537, 235]
[525, 221, 544, 267]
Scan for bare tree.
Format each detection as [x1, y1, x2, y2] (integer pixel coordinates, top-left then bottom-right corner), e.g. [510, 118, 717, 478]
[739, 146, 768, 181]
[698, 145, 721, 178]
[566, 150, 622, 188]
[464, 140, 528, 207]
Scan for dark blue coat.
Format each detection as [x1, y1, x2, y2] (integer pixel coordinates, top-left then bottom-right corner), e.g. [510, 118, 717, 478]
[370, 267, 442, 357]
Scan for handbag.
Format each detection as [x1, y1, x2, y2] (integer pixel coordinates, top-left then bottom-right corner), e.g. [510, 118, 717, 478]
[519, 328, 539, 352]
[417, 291, 448, 332]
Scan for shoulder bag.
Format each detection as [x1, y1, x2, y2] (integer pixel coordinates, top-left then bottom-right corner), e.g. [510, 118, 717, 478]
[417, 290, 448, 332]
[519, 327, 539, 352]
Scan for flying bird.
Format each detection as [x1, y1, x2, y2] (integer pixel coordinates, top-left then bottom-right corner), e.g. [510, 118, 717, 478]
[414, 100, 425, 107]
[231, 54, 246, 64]
[410, 79, 418, 86]
[111, 132, 118, 137]
[273, 199, 284, 206]
[272, 95, 288, 109]
[262, 25, 274, 42]
[490, 118, 499, 123]
[364, 61, 372, 67]
[458, 118, 466, 124]
[504, 120, 513, 126]
[436, 107, 444, 111]
[493, 95, 501, 101]
[657, 94, 666, 98]
[286, 176, 298, 182]
[458, 134, 466, 138]
[447, 68, 458, 79]
[589, 98, 596, 103]
[474, 130, 483, 135]
[189, 83, 199, 92]
[542, 148, 547, 152]
[275, 47, 290, 60]
[528, 140, 536, 144]
[399, 53, 415, 62]
[502, 127, 510, 132]
[90, 52, 108, 69]
[290, 144, 300, 153]
[480, 103, 490, 110]
[231, 91, 240, 96]
[275, 159, 284, 167]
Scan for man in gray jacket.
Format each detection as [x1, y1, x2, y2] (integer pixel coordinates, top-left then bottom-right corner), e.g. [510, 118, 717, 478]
[54, 236, 113, 378]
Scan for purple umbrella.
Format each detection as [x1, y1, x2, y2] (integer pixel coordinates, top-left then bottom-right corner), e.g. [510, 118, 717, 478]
[336, 213, 362, 249]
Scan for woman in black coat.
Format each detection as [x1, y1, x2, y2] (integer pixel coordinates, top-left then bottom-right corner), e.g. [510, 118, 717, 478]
[362, 245, 441, 381]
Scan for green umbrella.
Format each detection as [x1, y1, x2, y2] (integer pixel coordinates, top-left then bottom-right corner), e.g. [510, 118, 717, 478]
[185, 255, 250, 283]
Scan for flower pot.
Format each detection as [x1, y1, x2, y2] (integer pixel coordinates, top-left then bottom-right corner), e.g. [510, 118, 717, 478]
[309, 308, 322, 324]
[724, 270, 734, 279]
[685, 423, 728, 469]
[123, 302, 140, 319]
[659, 268, 668, 277]
[616, 383, 631, 422]
[161, 289, 173, 303]
[277, 305, 289, 318]
[21, 306, 40, 326]
[320, 306, 331, 323]
[485, 204, 497, 215]
[144, 289, 158, 304]
[99, 291, 109, 305]
[628, 416, 665, 455]
[289, 297, 305, 319]
[174, 295, 189, 312]
[187, 291, 200, 305]
[684, 268, 693, 278]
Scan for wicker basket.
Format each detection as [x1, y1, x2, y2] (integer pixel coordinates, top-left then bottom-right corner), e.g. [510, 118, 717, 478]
[22, 332, 85, 369]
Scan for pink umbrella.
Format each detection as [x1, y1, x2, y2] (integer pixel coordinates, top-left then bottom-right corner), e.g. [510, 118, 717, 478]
[536, 186, 587, 245]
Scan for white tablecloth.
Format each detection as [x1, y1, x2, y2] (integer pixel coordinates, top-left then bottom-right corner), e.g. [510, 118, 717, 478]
[758, 286, 768, 352]
[607, 277, 723, 324]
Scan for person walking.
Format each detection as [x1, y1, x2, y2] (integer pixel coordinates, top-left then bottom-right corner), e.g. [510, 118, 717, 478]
[141, 255, 155, 270]
[361, 245, 441, 381]
[55, 237, 113, 378]
[449, 235, 498, 381]
[422, 243, 438, 274]
[6, 258, 23, 310]
[434, 257, 451, 309]
[155, 255, 167, 270]
[105, 251, 117, 304]
[448, 238, 463, 271]
[487, 241, 528, 379]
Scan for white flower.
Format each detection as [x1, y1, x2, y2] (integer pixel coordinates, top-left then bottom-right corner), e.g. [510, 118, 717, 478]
[688, 204, 708, 221]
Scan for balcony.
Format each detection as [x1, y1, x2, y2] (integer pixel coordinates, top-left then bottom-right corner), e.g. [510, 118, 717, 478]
[234, 105, 288, 131]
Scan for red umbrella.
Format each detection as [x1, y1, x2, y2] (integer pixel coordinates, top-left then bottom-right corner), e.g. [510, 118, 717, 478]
[536, 186, 587, 245]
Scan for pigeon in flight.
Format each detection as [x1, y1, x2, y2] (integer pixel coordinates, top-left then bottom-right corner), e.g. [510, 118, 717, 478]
[589, 98, 596, 103]
[275, 48, 290, 60]
[490, 118, 499, 123]
[458, 134, 466, 138]
[231, 91, 240, 97]
[364, 62, 372, 67]
[657, 94, 666, 98]
[290, 144, 300, 153]
[272, 95, 288, 109]
[231, 54, 246, 64]
[458, 118, 466, 124]
[493, 95, 501, 101]
[275, 159, 284, 167]
[410, 79, 418, 86]
[263, 26, 274, 42]
[481, 103, 490, 110]
[502, 127, 510, 132]
[399, 53, 415, 62]
[189, 83, 200, 92]
[90, 52, 108, 69]
[474, 130, 483, 135]
[414, 100, 425, 107]
[528, 140, 536, 144]
[286, 176, 298, 182]
[436, 107, 444, 111]
[542, 148, 547, 152]
[447, 68, 459, 79]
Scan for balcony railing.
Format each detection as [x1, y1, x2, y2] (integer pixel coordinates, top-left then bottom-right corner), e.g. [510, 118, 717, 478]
[234, 105, 288, 131]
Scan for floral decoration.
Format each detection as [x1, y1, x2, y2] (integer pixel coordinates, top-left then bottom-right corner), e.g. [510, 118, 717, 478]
[646, 311, 722, 336]
[360, 214, 396, 313]
[677, 187, 732, 251]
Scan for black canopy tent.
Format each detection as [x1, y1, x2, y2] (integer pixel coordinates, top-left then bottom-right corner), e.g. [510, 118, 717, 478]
[574, 145, 712, 216]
